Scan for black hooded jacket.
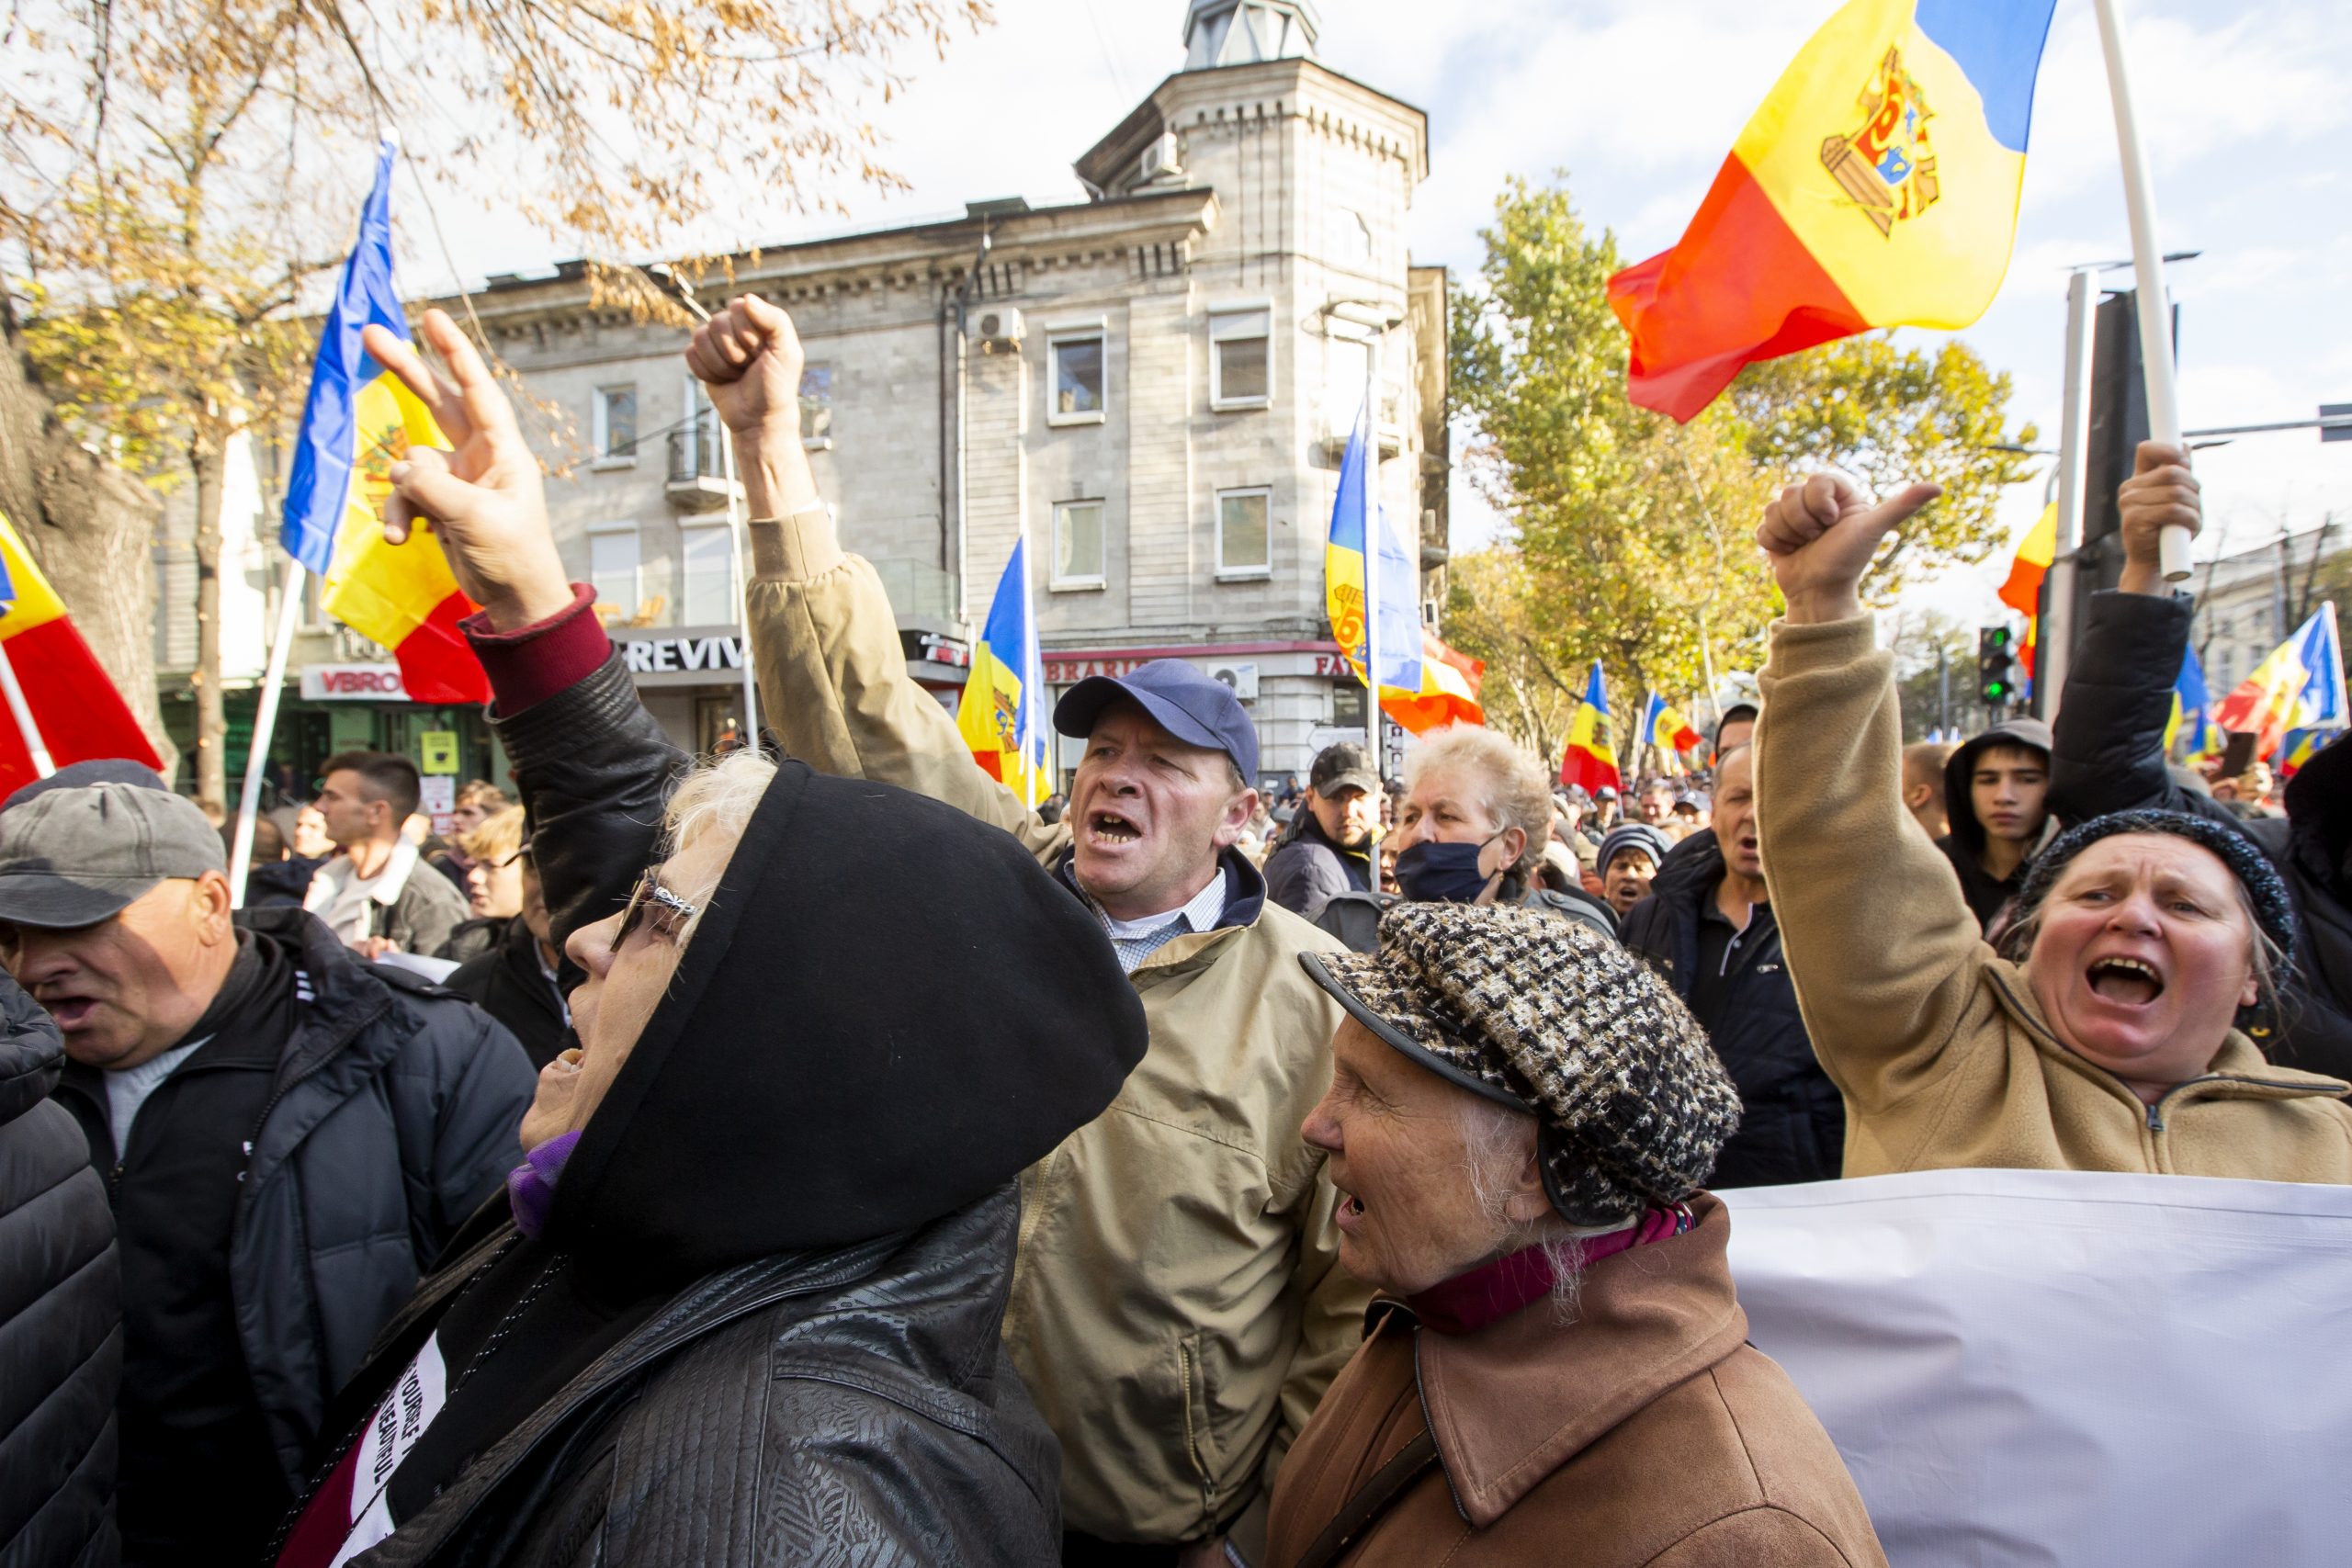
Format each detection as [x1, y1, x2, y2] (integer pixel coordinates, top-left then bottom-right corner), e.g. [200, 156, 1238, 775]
[0, 975, 118, 1568]
[1618, 832, 1844, 1187]
[1934, 716, 2054, 931]
[1262, 810, 1373, 921]
[284, 650, 1148, 1567]
[2049, 590, 2352, 1079]
[446, 917, 567, 1069]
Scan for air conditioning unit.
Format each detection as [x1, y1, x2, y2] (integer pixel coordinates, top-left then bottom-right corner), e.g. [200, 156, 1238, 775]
[970, 306, 1024, 353]
[1205, 660, 1260, 703]
[1138, 131, 1183, 185]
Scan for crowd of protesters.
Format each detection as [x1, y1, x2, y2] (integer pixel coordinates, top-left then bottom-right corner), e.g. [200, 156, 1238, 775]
[0, 293, 2344, 1568]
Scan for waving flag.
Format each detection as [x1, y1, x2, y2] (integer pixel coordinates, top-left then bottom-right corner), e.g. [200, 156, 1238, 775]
[1998, 502, 2057, 687]
[1324, 412, 1422, 696]
[1379, 629, 1486, 736]
[2164, 644, 2222, 761]
[281, 141, 487, 704]
[1610, 0, 2059, 420]
[0, 511, 163, 795]
[1560, 664, 1622, 794]
[2215, 605, 2346, 762]
[1642, 694, 1704, 758]
[958, 537, 1050, 805]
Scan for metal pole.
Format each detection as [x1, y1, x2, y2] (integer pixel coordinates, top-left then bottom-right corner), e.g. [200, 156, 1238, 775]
[717, 413, 759, 741]
[1938, 644, 1951, 734]
[2041, 269, 2097, 719]
[0, 638, 55, 780]
[227, 561, 306, 906]
[1363, 328, 1384, 777]
[2092, 0, 2190, 581]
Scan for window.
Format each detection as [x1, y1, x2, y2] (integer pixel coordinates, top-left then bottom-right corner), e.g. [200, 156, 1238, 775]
[1211, 309, 1271, 409]
[1054, 501, 1105, 590]
[592, 386, 637, 465]
[588, 525, 641, 625]
[799, 365, 833, 446]
[679, 523, 735, 626]
[1333, 684, 1367, 729]
[1216, 488, 1272, 578]
[1048, 332, 1106, 424]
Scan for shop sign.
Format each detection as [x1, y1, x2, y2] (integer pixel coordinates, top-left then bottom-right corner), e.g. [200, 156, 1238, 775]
[301, 663, 406, 700]
[419, 730, 460, 775]
[620, 635, 745, 675]
[901, 630, 970, 669]
[1044, 655, 1159, 682]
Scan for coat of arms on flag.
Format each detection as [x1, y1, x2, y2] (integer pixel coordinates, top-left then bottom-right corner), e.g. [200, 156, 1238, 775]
[1821, 46, 1942, 236]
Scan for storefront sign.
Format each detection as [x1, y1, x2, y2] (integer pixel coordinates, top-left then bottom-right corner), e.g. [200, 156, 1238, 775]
[901, 630, 970, 670]
[301, 664, 406, 700]
[419, 730, 459, 775]
[620, 634, 746, 675]
[1044, 656, 1159, 682]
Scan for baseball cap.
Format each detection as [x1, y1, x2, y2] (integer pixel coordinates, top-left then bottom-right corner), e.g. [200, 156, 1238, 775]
[0, 783, 226, 929]
[1594, 785, 1619, 801]
[4, 757, 171, 813]
[1673, 791, 1711, 814]
[1054, 659, 1260, 782]
[1307, 742, 1380, 799]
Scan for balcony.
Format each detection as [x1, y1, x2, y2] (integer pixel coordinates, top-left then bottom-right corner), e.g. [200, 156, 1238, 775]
[666, 425, 742, 513]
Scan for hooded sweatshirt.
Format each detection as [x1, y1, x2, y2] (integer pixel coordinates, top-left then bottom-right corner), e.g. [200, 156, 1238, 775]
[288, 758, 1148, 1553]
[1935, 716, 2056, 931]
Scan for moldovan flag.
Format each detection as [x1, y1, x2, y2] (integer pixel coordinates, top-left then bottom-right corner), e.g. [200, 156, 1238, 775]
[1379, 630, 1486, 736]
[1560, 664, 1622, 794]
[1609, 0, 2059, 421]
[1641, 694, 1704, 758]
[2216, 604, 2346, 762]
[2164, 645, 2222, 762]
[1324, 411, 1423, 697]
[957, 537, 1050, 804]
[1997, 502, 2056, 684]
[281, 141, 488, 705]
[0, 512, 163, 795]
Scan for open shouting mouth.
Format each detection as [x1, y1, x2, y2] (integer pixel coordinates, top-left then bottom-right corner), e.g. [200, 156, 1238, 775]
[1086, 808, 1143, 847]
[2086, 954, 2165, 1008]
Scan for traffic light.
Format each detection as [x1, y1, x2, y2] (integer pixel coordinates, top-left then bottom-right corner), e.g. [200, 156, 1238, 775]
[1978, 626, 2018, 707]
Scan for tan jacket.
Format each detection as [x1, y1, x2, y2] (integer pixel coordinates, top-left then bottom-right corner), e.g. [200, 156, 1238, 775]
[1265, 1199, 1887, 1567]
[745, 513, 1365, 1545]
[1755, 616, 2352, 1181]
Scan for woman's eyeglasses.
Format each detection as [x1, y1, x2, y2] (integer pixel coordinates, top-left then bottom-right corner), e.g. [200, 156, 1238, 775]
[613, 869, 698, 953]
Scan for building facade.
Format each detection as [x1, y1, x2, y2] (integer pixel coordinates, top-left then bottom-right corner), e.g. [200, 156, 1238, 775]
[2188, 524, 2345, 696]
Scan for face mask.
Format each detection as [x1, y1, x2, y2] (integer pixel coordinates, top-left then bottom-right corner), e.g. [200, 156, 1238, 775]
[1394, 833, 1506, 905]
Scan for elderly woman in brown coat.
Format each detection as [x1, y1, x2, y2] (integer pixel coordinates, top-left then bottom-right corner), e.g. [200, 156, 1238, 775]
[1266, 903, 1886, 1567]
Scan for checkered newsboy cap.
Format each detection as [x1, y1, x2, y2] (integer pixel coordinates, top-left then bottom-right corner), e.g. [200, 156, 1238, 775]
[1301, 902, 1741, 1225]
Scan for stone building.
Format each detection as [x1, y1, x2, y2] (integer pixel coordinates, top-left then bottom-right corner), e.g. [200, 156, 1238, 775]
[458, 0, 1448, 780]
[2188, 525, 2345, 695]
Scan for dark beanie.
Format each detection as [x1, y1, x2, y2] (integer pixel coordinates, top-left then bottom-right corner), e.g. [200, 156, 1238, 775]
[2008, 808, 2297, 972]
[544, 757, 1148, 1280]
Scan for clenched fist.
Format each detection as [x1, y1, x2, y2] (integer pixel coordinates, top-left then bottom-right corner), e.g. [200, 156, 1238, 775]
[1756, 473, 1942, 626]
[2116, 442, 2198, 596]
[686, 294, 806, 444]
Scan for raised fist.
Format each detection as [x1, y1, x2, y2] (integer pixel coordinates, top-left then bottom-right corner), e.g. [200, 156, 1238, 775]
[1756, 472, 1941, 626]
[685, 294, 806, 445]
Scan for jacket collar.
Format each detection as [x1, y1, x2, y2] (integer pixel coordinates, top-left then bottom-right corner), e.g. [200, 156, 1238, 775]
[1054, 846, 1268, 976]
[1391, 1194, 1747, 1529]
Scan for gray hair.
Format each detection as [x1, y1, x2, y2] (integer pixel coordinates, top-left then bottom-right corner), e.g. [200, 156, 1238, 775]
[658, 750, 778, 937]
[1405, 725, 1555, 895]
[1454, 1096, 1589, 1323]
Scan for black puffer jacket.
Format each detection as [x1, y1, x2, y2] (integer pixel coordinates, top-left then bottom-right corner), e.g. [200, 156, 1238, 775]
[2049, 590, 2352, 1078]
[446, 917, 567, 1069]
[292, 646, 1145, 1565]
[1262, 813, 1373, 921]
[0, 976, 119, 1568]
[1619, 833, 1843, 1187]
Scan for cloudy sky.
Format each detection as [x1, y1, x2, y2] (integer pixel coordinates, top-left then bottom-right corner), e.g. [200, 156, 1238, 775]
[419, 0, 2351, 623]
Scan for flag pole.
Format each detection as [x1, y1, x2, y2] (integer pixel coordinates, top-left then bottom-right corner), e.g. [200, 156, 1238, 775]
[0, 639, 55, 779]
[1020, 526, 1043, 814]
[1362, 341, 1384, 781]
[228, 560, 306, 908]
[717, 410, 761, 745]
[2092, 0, 2191, 582]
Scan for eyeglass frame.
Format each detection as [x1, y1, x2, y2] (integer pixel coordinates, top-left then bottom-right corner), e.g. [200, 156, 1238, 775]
[612, 867, 699, 953]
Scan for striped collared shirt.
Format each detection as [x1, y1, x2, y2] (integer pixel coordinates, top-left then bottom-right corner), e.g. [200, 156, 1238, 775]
[1086, 869, 1231, 976]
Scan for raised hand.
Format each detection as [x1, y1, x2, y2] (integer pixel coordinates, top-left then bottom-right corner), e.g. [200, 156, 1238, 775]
[684, 294, 806, 443]
[2116, 441, 2198, 596]
[1756, 472, 1942, 625]
[360, 308, 573, 631]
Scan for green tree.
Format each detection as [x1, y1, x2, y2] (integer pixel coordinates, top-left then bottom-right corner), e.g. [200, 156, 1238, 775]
[1448, 175, 2039, 743]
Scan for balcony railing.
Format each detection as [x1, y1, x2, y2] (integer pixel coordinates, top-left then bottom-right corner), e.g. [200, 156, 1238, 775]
[665, 425, 740, 513]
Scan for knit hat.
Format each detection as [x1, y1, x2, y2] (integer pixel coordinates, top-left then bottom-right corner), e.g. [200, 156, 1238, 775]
[1598, 823, 1671, 876]
[1300, 902, 1740, 1225]
[2007, 808, 2298, 973]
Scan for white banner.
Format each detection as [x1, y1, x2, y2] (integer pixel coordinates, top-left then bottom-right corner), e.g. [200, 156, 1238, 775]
[1722, 1169, 2352, 1568]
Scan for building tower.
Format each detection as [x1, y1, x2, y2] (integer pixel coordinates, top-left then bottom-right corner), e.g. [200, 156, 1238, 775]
[1183, 0, 1320, 68]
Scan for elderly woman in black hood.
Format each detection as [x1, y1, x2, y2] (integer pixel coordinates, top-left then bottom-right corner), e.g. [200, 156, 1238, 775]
[266, 318, 1147, 1568]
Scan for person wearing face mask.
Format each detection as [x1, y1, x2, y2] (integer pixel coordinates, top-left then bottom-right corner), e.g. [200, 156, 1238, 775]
[1312, 727, 1616, 954]
[1752, 466, 2352, 1181]
[361, 302, 1360, 1568]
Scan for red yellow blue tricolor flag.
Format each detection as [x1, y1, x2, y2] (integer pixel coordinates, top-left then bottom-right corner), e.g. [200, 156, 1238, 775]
[2216, 604, 2346, 763]
[2164, 644, 2222, 762]
[1560, 664, 1622, 795]
[1324, 411, 1423, 698]
[1609, 0, 2059, 421]
[1379, 630, 1486, 737]
[281, 141, 488, 704]
[0, 512, 164, 795]
[958, 537, 1050, 804]
[1640, 694, 1703, 762]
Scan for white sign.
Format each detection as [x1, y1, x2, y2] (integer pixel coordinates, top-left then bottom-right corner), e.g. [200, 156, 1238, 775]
[301, 663, 405, 701]
[620, 634, 745, 676]
[419, 774, 455, 833]
[1721, 1169, 2352, 1568]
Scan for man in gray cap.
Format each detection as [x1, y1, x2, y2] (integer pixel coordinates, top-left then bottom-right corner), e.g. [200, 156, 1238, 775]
[1263, 741, 1382, 921]
[0, 779, 533, 1566]
[363, 292, 1364, 1567]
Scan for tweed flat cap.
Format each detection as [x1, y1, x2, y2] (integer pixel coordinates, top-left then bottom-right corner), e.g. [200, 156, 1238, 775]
[1301, 901, 1740, 1225]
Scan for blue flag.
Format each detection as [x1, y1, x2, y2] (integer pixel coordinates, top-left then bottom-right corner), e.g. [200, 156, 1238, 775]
[1323, 412, 1421, 694]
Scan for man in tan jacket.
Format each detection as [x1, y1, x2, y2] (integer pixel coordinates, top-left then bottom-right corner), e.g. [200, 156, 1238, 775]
[686, 295, 1364, 1563]
[1751, 470, 2352, 1184]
